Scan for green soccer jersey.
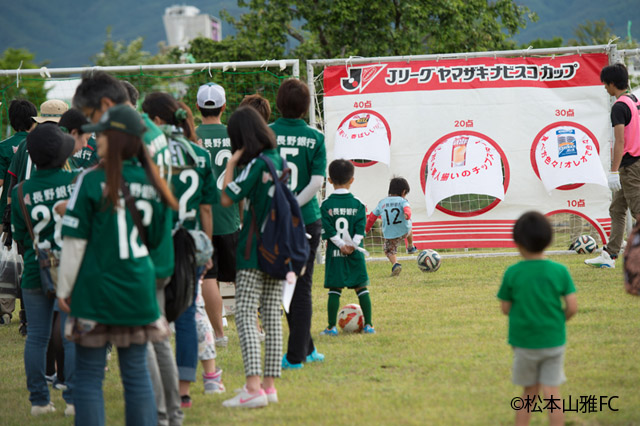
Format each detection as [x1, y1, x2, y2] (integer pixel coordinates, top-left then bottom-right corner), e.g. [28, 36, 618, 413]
[196, 123, 241, 235]
[224, 149, 283, 271]
[321, 190, 369, 288]
[497, 259, 576, 349]
[11, 168, 80, 289]
[70, 136, 99, 169]
[61, 162, 173, 325]
[270, 118, 326, 225]
[8, 139, 30, 183]
[166, 129, 217, 230]
[0, 131, 27, 213]
[142, 113, 171, 182]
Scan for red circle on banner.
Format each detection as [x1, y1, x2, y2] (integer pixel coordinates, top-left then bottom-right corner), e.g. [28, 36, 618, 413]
[335, 109, 392, 168]
[545, 209, 607, 243]
[419, 131, 510, 217]
[530, 121, 601, 191]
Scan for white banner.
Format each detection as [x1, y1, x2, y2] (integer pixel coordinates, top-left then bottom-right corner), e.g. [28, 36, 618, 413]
[322, 52, 613, 248]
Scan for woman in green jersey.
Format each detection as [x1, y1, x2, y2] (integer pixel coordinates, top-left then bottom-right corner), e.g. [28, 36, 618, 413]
[57, 104, 177, 426]
[11, 123, 78, 416]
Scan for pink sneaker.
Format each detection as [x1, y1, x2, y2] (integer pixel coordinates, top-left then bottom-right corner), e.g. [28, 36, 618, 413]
[222, 387, 267, 408]
[263, 387, 278, 404]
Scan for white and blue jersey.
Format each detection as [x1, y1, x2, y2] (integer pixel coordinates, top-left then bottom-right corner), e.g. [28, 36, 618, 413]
[371, 196, 412, 239]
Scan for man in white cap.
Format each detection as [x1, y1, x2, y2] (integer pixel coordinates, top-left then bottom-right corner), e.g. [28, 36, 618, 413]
[194, 83, 235, 350]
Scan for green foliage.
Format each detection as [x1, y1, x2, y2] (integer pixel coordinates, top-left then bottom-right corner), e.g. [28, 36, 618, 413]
[208, 0, 536, 61]
[519, 36, 564, 49]
[0, 48, 48, 138]
[569, 19, 617, 46]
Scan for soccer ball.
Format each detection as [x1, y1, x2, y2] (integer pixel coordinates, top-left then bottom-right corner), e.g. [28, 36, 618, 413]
[338, 304, 364, 333]
[417, 249, 442, 272]
[570, 235, 597, 254]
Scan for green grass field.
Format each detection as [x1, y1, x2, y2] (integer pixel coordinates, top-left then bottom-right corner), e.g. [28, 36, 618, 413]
[1, 254, 639, 425]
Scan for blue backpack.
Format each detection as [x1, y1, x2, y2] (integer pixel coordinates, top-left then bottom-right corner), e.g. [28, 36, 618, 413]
[244, 154, 310, 279]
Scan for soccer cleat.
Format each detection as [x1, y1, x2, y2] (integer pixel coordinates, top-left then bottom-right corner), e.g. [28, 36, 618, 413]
[215, 335, 229, 348]
[305, 348, 325, 363]
[407, 245, 418, 254]
[203, 368, 226, 394]
[585, 250, 615, 268]
[222, 387, 268, 408]
[64, 404, 75, 417]
[180, 395, 192, 409]
[391, 263, 402, 276]
[363, 324, 376, 334]
[31, 402, 55, 416]
[320, 326, 338, 336]
[281, 354, 304, 370]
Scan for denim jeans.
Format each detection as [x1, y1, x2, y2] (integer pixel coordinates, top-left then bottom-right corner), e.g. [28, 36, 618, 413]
[58, 309, 75, 404]
[22, 287, 55, 407]
[173, 267, 201, 382]
[75, 343, 156, 426]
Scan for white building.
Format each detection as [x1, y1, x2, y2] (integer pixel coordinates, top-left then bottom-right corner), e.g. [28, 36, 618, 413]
[163, 5, 222, 49]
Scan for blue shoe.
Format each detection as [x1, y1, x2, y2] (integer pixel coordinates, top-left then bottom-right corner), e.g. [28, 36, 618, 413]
[305, 348, 325, 363]
[407, 245, 418, 254]
[281, 354, 304, 370]
[320, 326, 338, 336]
[363, 324, 376, 334]
[391, 263, 402, 276]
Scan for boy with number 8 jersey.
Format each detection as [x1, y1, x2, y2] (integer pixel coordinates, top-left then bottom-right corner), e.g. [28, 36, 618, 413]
[365, 177, 417, 277]
[320, 159, 373, 335]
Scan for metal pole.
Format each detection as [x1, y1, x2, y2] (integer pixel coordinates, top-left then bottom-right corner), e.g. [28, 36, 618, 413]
[0, 60, 301, 77]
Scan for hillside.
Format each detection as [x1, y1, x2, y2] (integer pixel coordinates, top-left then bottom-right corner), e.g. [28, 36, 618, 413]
[1, 0, 639, 68]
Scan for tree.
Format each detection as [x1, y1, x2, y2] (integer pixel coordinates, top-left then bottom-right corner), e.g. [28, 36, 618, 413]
[569, 20, 616, 46]
[520, 37, 564, 50]
[206, 0, 536, 62]
[0, 48, 49, 138]
[91, 28, 170, 67]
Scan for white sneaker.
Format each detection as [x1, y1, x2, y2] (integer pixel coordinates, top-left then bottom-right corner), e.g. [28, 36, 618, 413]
[215, 336, 228, 347]
[233, 386, 277, 403]
[0, 313, 10, 325]
[64, 404, 75, 416]
[222, 386, 268, 408]
[31, 402, 55, 416]
[585, 250, 615, 268]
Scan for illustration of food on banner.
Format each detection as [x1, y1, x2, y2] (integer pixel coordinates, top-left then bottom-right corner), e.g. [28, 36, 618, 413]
[421, 132, 508, 216]
[334, 110, 391, 166]
[530, 122, 607, 193]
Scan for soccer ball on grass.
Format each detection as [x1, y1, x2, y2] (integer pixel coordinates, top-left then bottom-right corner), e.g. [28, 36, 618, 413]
[338, 304, 364, 333]
[569, 235, 597, 254]
[417, 249, 442, 272]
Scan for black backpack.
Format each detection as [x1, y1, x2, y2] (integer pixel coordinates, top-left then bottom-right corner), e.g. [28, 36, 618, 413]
[245, 154, 310, 280]
[165, 226, 196, 322]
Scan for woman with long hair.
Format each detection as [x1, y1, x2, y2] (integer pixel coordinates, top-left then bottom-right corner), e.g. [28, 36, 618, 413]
[57, 104, 177, 426]
[142, 92, 222, 407]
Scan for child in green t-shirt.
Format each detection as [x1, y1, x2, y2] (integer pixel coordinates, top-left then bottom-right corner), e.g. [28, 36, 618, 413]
[497, 211, 577, 426]
[320, 159, 373, 335]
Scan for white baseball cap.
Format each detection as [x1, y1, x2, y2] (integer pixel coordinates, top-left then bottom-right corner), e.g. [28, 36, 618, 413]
[197, 83, 226, 109]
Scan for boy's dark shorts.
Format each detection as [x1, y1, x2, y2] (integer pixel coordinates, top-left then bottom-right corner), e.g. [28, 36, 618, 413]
[204, 231, 239, 282]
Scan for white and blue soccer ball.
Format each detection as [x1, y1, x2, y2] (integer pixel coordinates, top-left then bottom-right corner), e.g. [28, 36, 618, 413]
[417, 249, 442, 272]
[570, 235, 597, 254]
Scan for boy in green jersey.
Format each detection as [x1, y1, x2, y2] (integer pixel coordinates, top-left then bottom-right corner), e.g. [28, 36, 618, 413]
[497, 212, 578, 426]
[195, 82, 238, 346]
[270, 78, 326, 368]
[320, 159, 373, 335]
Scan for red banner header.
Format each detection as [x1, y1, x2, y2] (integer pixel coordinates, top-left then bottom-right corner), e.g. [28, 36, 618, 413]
[324, 53, 608, 96]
